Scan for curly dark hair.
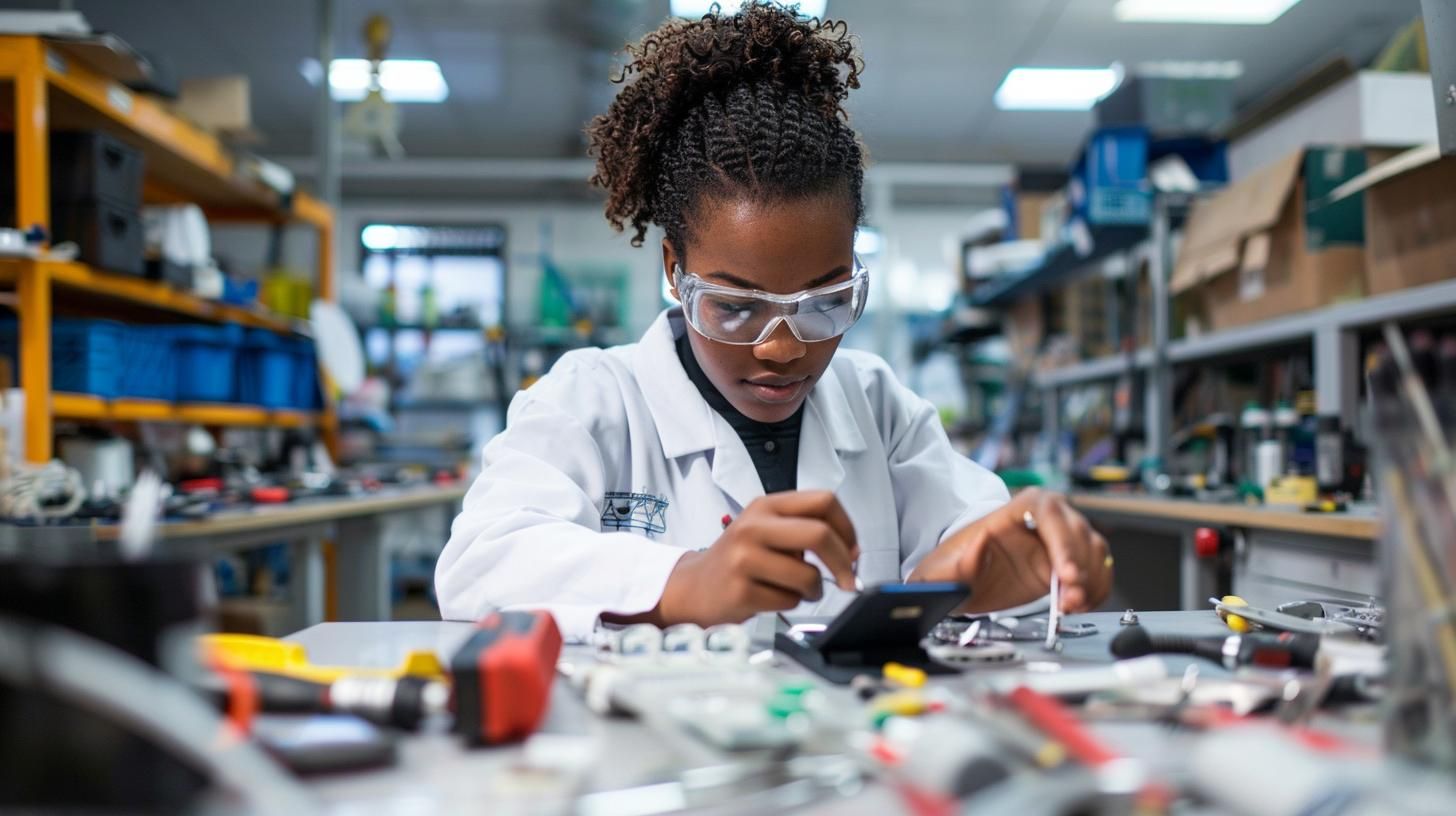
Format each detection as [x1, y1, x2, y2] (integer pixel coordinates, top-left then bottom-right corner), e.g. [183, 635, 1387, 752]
[585, 1, 866, 255]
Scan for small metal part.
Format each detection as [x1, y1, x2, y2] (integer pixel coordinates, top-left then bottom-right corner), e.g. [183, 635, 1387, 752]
[1120, 609, 1139, 626]
[1044, 573, 1062, 651]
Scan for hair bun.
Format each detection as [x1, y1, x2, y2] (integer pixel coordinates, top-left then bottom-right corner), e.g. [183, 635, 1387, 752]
[587, 2, 863, 246]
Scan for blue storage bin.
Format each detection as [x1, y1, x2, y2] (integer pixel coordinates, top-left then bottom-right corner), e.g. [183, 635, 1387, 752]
[238, 329, 295, 408]
[118, 325, 177, 400]
[290, 338, 323, 410]
[0, 318, 122, 397]
[1072, 126, 1152, 226]
[173, 324, 242, 402]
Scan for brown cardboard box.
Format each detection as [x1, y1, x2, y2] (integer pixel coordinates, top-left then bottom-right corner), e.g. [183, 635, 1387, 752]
[174, 75, 260, 143]
[1015, 192, 1053, 240]
[1365, 155, 1456, 295]
[1172, 148, 1366, 332]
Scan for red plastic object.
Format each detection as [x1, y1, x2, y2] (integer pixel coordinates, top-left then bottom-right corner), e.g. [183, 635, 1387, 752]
[1194, 527, 1220, 559]
[250, 486, 290, 504]
[450, 611, 563, 745]
[179, 477, 224, 495]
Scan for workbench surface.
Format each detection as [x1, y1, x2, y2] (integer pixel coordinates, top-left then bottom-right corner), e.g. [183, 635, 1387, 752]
[283, 611, 1384, 815]
[1069, 493, 1380, 540]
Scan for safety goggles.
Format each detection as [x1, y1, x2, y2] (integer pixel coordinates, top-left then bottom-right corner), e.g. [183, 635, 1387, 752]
[673, 258, 870, 345]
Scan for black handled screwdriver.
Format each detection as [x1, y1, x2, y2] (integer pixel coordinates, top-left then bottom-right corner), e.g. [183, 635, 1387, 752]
[1110, 624, 1320, 671]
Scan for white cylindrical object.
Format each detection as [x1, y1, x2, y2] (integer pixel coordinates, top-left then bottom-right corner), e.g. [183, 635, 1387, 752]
[1256, 438, 1283, 489]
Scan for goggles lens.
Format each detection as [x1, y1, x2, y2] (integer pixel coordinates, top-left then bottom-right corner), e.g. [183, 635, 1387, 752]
[676, 260, 869, 345]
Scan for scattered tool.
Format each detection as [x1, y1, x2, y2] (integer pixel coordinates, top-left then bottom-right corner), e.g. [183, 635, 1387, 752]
[1044, 573, 1062, 651]
[201, 633, 447, 683]
[197, 669, 449, 731]
[1209, 597, 1356, 637]
[1111, 624, 1320, 671]
[1214, 595, 1252, 634]
[450, 610, 563, 745]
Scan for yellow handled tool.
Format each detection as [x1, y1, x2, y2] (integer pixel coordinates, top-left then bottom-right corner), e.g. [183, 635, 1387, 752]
[200, 633, 448, 684]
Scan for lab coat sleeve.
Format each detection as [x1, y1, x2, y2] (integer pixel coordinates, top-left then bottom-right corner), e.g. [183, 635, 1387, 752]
[860, 359, 1010, 579]
[435, 356, 688, 642]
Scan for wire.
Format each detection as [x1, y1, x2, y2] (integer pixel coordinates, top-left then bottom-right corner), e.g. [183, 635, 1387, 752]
[0, 459, 85, 521]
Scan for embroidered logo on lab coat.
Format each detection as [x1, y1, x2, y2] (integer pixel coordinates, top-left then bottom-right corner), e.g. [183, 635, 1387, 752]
[601, 491, 669, 538]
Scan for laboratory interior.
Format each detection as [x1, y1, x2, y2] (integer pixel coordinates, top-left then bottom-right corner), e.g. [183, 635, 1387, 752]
[5, 0, 1456, 813]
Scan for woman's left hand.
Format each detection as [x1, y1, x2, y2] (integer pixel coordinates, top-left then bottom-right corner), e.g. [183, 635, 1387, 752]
[909, 488, 1113, 614]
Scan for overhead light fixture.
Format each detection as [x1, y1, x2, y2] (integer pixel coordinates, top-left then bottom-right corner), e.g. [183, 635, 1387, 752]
[670, 1, 827, 19]
[1136, 60, 1244, 79]
[300, 58, 449, 103]
[1114, 0, 1301, 24]
[362, 224, 431, 251]
[994, 66, 1123, 111]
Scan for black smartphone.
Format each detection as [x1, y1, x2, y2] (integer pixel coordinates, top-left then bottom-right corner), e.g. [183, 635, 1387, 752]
[813, 582, 970, 653]
[776, 582, 970, 682]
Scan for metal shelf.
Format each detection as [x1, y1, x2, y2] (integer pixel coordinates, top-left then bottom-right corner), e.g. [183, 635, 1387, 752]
[1034, 351, 1152, 388]
[970, 225, 1148, 307]
[1037, 279, 1456, 388]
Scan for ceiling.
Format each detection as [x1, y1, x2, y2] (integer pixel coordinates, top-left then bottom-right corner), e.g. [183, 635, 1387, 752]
[16, 0, 1426, 175]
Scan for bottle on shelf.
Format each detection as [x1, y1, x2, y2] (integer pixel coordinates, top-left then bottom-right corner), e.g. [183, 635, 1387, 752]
[1238, 401, 1270, 499]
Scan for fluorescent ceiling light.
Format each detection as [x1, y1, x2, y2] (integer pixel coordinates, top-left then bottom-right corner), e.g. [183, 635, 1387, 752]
[1115, 0, 1301, 24]
[994, 66, 1123, 111]
[671, 1, 827, 19]
[362, 224, 432, 251]
[1136, 60, 1244, 79]
[301, 58, 449, 103]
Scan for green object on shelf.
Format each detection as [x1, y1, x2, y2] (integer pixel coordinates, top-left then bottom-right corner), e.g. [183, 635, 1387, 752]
[766, 694, 806, 720]
[777, 680, 815, 697]
[998, 469, 1045, 489]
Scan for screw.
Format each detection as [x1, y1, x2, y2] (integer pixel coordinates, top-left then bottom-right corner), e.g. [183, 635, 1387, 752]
[1446, 84, 1456, 106]
[1120, 609, 1140, 626]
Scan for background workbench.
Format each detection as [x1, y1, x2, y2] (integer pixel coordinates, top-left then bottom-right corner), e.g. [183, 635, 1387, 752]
[2, 485, 466, 631]
[1071, 493, 1379, 613]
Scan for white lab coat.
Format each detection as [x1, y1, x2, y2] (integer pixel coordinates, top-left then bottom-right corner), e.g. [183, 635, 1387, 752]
[436, 308, 1010, 641]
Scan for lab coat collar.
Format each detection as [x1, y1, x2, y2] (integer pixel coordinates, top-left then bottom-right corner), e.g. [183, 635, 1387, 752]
[632, 308, 868, 461]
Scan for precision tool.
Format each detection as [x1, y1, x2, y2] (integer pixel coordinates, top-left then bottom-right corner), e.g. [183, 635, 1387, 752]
[1209, 598, 1356, 637]
[451, 610, 563, 745]
[1111, 624, 1320, 671]
[1044, 573, 1062, 651]
[197, 669, 450, 731]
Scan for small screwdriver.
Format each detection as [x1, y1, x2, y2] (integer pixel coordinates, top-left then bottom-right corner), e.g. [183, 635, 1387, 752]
[198, 670, 450, 730]
[1110, 624, 1320, 671]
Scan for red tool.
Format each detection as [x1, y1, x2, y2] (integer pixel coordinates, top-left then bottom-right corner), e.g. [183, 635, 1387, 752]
[449, 610, 563, 745]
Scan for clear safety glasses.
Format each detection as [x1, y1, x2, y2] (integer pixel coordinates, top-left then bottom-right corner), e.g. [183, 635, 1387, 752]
[673, 259, 870, 345]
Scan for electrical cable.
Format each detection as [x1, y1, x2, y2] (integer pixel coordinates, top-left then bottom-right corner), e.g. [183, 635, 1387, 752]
[0, 459, 85, 521]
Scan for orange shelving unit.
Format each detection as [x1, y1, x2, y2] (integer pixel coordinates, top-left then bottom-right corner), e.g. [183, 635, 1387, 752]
[0, 34, 337, 462]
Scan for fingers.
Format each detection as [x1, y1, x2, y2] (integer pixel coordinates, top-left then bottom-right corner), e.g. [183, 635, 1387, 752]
[758, 516, 858, 592]
[742, 581, 804, 614]
[762, 491, 860, 563]
[1030, 492, 1084, 611]
[739, 546, 826, 602]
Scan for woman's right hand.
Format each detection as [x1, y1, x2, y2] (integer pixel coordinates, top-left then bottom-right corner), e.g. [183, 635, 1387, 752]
[656, 490, 860, 626]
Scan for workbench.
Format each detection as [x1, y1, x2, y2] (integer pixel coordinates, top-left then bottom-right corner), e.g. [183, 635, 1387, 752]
[1069, 494, 1380, 613]
[2, 485, 466, 631]
[281, 611, 1408, 815]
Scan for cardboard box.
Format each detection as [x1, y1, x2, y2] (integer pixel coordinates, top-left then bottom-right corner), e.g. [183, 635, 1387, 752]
[1172, 148, 1368, 332]
[174, 75, 259, 143]
[1364, 154, 1456, 295]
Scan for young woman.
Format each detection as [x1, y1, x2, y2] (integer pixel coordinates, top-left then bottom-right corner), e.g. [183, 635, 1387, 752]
[436, 3, 1112, 640]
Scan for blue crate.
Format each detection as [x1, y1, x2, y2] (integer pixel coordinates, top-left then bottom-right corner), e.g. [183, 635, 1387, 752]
[118, 325, 177, 400]
[290, 338, 322, 410]
[1073, 126, 1152, 226]
[173, 324, 242, 403]
[238, 329, 295, 408]
[0, 318, 122, 397]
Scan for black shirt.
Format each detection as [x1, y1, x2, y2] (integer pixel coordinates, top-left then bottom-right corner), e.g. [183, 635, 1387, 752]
[675, 331, 804, 494]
